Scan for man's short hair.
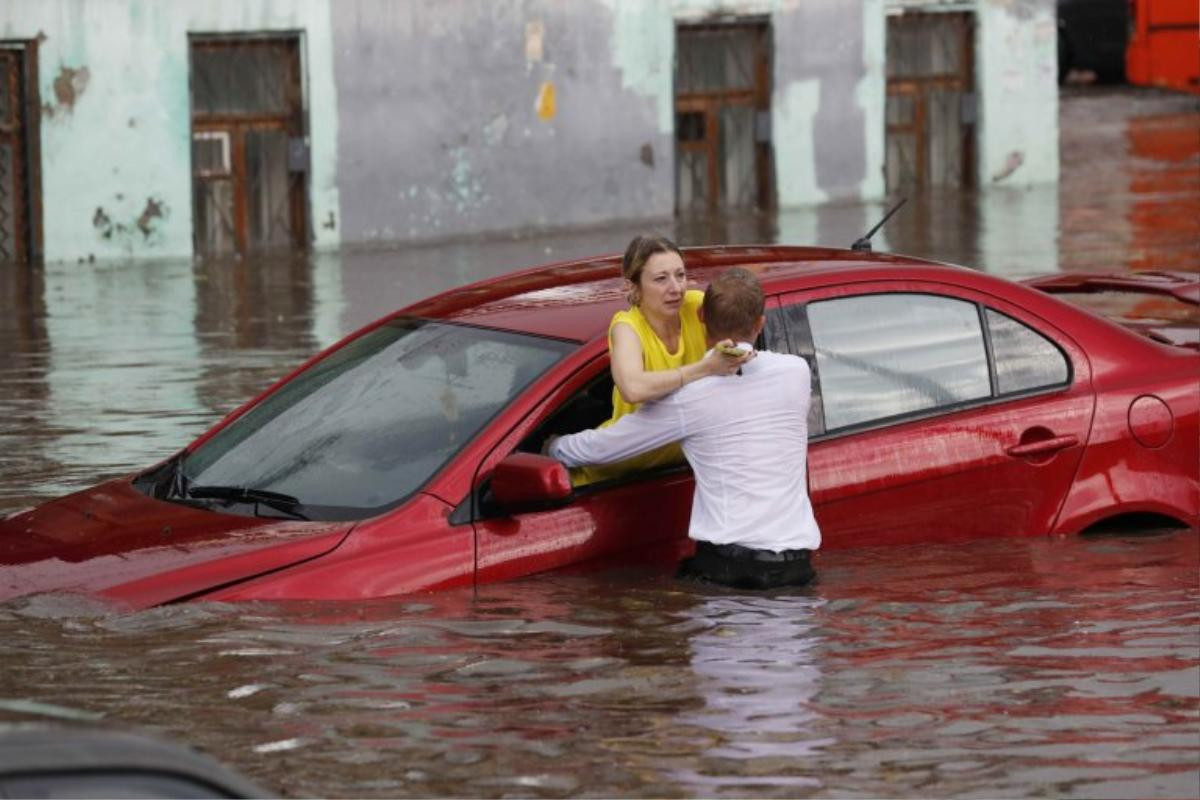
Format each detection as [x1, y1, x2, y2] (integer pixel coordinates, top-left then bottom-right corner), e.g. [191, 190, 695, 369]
[702, 267, 765, 340]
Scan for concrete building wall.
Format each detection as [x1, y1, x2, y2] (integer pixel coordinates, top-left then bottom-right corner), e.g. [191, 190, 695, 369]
[771, 0, 884, 205]
[331, 0, 887, 245]
[890, 0, 1059, 188]
[330, 0, 674, 245]
[975, 0, 1059, 186]
[2, 0, 1056, 262]
[1, 0, 340, 264]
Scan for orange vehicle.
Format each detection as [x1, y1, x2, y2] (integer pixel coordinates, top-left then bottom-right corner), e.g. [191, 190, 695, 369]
[1127, 0, 1200, 93]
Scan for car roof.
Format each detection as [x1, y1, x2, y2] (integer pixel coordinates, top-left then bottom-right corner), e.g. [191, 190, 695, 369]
[399, 245, 976, 342]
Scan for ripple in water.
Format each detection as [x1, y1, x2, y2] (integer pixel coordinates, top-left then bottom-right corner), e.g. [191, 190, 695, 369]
[0, 532, 1194, 798]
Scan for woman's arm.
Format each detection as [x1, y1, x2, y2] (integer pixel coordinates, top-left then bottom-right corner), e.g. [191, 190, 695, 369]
[610, 322, 748, 405]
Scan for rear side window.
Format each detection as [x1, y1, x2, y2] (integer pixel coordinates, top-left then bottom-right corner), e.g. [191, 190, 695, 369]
[986, 309, 1070, 394]
[808, 294, 991, 430]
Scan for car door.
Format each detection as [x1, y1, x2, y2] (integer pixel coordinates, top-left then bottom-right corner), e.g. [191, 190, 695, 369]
[464, 352, 696, 585]
[775, 281, 1095, 548]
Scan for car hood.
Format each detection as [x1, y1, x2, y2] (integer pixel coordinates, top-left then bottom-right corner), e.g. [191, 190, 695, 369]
[0, 479, 353, 608]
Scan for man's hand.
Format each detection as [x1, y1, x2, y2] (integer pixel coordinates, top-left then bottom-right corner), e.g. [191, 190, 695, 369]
[541, 434, 561, 457]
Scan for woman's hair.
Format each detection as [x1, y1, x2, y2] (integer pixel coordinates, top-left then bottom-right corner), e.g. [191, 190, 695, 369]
[621, 234, 683, 305]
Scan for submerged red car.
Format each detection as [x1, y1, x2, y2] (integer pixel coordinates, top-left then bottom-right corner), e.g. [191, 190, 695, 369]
[2, 248, 1197, 608]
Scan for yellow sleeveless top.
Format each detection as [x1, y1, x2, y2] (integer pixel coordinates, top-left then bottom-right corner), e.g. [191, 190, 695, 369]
[572, 289, 708, 486]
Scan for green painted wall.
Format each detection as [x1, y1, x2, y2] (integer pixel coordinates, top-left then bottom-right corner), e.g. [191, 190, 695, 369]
[888, 0, 1060, 188]
[1, 0, 339, 263]
[976, 0, 1060, 186]
[0, 0, 1058, 261]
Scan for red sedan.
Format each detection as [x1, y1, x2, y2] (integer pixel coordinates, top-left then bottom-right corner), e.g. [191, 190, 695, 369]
[2, 248, 1196, 608]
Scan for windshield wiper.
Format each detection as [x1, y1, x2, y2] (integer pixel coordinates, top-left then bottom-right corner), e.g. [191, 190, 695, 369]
[185, 485, 310, 520]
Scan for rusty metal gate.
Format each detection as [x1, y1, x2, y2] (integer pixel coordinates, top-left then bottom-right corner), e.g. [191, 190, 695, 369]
[190, 35, 308, 258]
[885, 11, 976, 191]
[0, 43, 40, 266]
[675, 22, 773, 214]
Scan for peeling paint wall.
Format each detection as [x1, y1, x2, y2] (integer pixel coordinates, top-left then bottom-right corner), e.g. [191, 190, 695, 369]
[888, 0, 1059, 188]
[1, 0, 339, 263]
[331, 0, 888, 243]
[331, 0, 674, 245]
[975, 0, 1059, 186]
[2, 0, 1057, 260]
[773, 0, 880, 206]
[645, 0, 884, 207]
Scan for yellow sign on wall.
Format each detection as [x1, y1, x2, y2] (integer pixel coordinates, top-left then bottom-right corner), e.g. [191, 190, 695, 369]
[536, 81, 556, 121]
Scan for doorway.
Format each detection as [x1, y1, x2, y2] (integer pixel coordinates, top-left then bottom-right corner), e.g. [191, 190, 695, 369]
[885, 11, 977, 191]
[190, 34, 308, 258]
[0, 41, 41, 266]
[674, 22, 773, 214]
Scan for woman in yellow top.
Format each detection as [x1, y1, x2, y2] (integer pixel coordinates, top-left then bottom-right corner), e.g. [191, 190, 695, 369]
[573, 235, 750, 485]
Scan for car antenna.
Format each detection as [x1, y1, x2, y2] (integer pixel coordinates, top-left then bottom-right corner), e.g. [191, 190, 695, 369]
[850, 197, 907, 252]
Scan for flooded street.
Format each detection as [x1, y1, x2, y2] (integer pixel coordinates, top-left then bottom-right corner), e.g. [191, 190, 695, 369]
[1, 85, 1198, 797]
[1, 534, 1196, 798]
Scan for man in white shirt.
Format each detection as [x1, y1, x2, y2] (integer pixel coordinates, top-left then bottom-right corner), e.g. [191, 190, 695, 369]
[549, 267, 820, 590]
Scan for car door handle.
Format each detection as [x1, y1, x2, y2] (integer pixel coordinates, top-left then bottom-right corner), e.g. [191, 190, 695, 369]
[1005, 434, 1078, 458]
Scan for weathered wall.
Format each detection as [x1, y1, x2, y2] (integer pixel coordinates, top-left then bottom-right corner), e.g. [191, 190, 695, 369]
[976, 0, 1059, 186]
[330, 0, 674, 245]
[772, 0, 884, 205]
[669, 0, 884, 206]
[890, 0, 1059, 187]
[331, 0, 886, 245]
[0, 0, 340, 263]
[1, 0, 1056, 261]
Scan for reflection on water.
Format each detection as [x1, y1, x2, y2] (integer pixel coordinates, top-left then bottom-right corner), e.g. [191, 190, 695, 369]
[0, 86, 1197, 798]
[0, 533, 1194, 798]
[1059, 87, 1200, 274]
[1127, 111, 1200, 272]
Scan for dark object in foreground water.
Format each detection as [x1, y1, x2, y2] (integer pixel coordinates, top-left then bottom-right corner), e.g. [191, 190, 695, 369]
[0, 726, 269, 798]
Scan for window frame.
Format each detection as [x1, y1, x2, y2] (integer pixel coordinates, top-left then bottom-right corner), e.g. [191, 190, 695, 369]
[771, 290, 1075, 442]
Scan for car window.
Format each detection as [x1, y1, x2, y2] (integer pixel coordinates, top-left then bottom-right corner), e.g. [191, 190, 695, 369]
[985, 308, 1070, 394]
[762, 305, 791, 354]
[807, 293, 991, 431]
[177, 319, 574, 519]
[519, 369, 615, 456]
[767, 304, 825, 436]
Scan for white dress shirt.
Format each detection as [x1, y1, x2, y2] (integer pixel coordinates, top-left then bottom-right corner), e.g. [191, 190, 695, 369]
[550, 345, 821, 552]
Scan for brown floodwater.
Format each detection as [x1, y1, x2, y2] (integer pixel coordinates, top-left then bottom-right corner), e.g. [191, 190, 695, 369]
[0, 86, 1197, 797]
[0, 532, 1197, 799]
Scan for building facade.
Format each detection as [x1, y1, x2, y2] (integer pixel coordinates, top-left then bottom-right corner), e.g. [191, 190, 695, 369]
[0, 0, 1058, 264]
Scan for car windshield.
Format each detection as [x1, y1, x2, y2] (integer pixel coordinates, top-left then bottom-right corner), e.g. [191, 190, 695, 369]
[173, 319, 574, 520]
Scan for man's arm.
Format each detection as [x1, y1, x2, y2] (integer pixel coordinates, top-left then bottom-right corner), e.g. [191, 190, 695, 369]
[548, 398, 686, 468]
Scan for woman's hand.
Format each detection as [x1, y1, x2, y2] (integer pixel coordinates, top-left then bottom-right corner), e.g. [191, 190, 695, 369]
[699, 340, 755, 377]
[611, 325, 754, 405]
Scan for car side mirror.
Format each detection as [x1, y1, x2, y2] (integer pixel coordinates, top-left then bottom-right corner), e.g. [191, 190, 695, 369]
[490, 452, 572, 510]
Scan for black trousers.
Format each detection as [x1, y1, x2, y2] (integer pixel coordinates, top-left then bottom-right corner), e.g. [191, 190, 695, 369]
[676, 540, 815, 590]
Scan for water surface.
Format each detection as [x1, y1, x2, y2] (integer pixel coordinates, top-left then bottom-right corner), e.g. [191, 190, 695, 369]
[1, 533, 1195, 798]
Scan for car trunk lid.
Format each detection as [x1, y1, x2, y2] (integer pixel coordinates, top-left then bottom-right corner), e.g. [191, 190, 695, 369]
[1024, 271, 1200, 350]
